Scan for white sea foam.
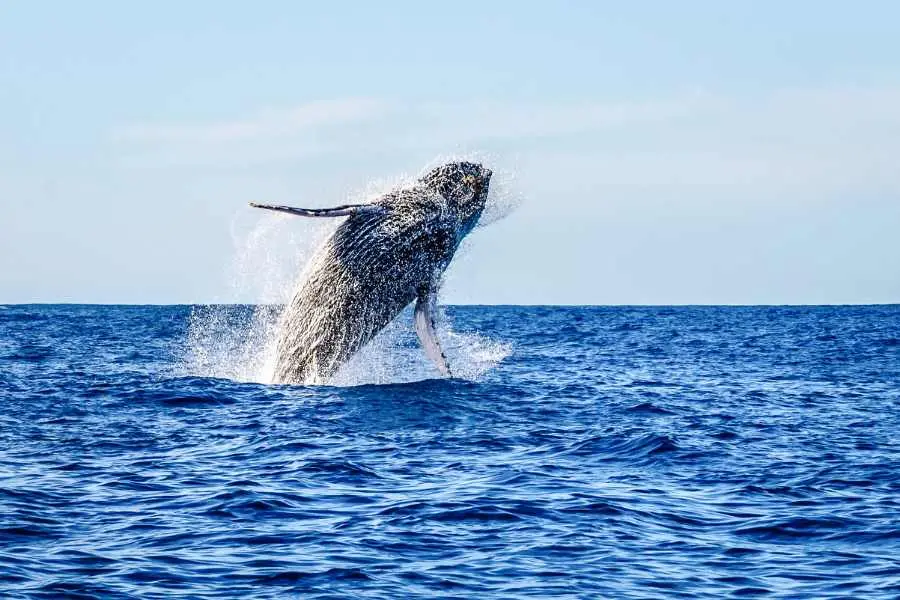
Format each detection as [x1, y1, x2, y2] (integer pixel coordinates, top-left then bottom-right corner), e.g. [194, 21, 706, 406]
[329, 308, 512, 386]
[181, 157, 517, 386]
[180, 211, 332, 383]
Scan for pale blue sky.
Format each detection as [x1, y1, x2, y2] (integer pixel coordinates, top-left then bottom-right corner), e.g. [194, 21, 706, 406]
[2, 1, 899, 304]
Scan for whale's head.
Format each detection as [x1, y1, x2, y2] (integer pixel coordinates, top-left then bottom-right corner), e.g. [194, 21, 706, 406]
[419, 161, 492, 233]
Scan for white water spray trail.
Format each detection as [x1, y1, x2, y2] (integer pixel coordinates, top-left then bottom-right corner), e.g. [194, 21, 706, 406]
[181, 213, 332, 383]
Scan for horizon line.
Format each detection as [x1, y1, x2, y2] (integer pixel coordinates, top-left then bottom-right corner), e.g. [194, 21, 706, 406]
[2, 302, 898, 308]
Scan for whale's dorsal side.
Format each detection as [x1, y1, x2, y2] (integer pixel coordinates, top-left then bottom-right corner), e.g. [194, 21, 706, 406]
[249, 202, 385, 218]
[414, 285, 452, 377]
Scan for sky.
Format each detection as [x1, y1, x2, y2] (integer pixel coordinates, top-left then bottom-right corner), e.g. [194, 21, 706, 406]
[2, 1, 899, 305]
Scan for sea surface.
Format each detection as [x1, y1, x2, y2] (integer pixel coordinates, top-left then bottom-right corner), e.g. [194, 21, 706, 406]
[1, 304, 899, 599]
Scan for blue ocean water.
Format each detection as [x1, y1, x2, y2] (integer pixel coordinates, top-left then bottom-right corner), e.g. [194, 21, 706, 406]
[1, 304, 899, 599]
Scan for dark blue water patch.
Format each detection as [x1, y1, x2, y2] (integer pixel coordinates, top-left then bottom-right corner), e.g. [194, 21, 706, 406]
[1, 304, 900, 598]
[625, 401, 676, 415]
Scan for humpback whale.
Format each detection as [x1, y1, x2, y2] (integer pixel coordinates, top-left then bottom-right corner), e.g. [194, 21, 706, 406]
[252, 161, 492, 385]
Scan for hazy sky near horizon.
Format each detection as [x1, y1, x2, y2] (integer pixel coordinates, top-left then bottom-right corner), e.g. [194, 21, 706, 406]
[2, 1, 899, 304]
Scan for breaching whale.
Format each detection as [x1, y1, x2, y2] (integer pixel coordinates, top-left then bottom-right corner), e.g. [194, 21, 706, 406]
[251, 161, 492, 385]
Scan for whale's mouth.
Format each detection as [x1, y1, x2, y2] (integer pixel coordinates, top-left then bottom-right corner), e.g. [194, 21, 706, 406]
[482, 169, 493, 193]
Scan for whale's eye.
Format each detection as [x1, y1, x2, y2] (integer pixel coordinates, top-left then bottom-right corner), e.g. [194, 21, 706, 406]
[458, 175, 479, 201]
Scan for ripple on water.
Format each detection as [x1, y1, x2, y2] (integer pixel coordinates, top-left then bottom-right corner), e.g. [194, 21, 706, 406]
[1, 305, 900, 598]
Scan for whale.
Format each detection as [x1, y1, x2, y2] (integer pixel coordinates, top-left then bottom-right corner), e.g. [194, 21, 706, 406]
[251, 161, 492, 385]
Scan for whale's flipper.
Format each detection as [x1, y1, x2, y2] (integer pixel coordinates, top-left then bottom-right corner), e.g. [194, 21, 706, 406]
[415, 288, 452, 377]
[250, 202, 383, 218]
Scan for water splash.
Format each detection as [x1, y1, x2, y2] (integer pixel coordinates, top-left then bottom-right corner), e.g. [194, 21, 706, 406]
[180, 213, 333, 383]
[181, 157, 517, 386]
[418, 151, 523, 227]
[182, 303, 280, 383]
[331, 308, 512, 386]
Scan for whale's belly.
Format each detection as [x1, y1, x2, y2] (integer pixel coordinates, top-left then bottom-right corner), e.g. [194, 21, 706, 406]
[271, 212, 454, 385]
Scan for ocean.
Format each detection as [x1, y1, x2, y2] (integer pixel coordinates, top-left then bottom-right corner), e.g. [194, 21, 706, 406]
[1, 304, 899, 598]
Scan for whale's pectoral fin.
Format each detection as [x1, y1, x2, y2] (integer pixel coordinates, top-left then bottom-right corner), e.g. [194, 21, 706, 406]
[250, 202, 383, 218]
[415, 288, 452, 377]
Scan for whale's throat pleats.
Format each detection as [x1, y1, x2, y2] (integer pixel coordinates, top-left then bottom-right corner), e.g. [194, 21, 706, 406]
[272, 198, 458, 385]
